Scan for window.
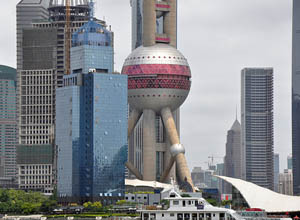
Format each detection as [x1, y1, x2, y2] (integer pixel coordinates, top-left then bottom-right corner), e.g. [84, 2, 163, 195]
[173, 200, 179, 205]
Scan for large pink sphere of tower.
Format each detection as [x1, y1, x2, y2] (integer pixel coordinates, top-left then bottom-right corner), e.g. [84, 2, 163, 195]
[121, 43, 191, 112]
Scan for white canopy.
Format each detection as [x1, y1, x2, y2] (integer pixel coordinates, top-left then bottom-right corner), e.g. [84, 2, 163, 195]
[125, 178, 173, 190]
[217, 175, 300, 213]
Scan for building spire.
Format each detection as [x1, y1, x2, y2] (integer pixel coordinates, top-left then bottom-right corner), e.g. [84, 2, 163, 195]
[236, 105, 238, 120]
[89, 0, 95, 20]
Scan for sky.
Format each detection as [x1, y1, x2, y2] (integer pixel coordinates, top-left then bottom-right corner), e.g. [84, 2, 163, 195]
[0, 0, 292, 172]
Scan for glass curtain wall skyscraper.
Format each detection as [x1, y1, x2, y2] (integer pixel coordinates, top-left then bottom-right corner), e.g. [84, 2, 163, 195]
[0, 65, 17, 179]
[292, 0, 300, 195]
[56, 20, 127, 203]
[241, 68, 274, 190]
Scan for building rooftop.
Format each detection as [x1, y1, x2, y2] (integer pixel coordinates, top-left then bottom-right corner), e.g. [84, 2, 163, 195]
[230, 119, 241, 131]
[72, 20, 111, 47]
[0, 65, 16, 81]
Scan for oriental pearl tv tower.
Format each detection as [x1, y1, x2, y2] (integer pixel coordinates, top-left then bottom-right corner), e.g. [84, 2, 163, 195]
[122, 0, 194, 191]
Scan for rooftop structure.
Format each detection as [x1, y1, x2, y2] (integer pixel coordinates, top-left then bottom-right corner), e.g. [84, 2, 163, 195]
[48, 0, 90, 21]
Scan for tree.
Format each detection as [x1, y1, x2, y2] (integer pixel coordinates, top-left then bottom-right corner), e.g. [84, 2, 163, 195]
[0, 190, 10, 202]
[206, 198, 218, 206]
[91, 201, 102, 211]
[40, 199, 57, 213]
[116, 200, 127, 206]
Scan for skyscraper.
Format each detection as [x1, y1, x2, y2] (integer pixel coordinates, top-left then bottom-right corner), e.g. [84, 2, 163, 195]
[292, 0, 300, 195]
[56, 20, 127, 203]
[274, 153, 280, 192]
[16, 0, 94, 192]
[0, 65, 17, 179]
[224, 119, 242, 192]
[241, 68, 274, 190]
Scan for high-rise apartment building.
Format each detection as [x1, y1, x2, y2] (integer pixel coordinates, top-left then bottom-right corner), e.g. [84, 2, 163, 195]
[56, 20, 127, 203]
[16, 0, 96, 192]
[128, 0, 180, 183]
[292, 0, 300, 196]
[224, 119, 242, 193]
[0, 65, 17, 179]
[274, 153, 280, 192]
[241, 68, 274, 190]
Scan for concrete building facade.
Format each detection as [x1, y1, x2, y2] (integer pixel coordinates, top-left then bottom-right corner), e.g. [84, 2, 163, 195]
[224, 119, 242, 193]
[292, 0, 300, 195]
[0, 65, 17, 179]
[241, 68, 274, 190]
[17, 0, 94, 192]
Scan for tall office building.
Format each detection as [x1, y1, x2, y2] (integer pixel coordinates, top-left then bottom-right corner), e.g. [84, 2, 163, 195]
[56, 20, 127, 203]
[128, 0, 180, 183]
[224, 119, 242, 193]
[292, 0, 300, 196]
[241, 68, 274, 190]
[274, 153, 280, 192]
[17, 0, 95, 192]
[0, 65, 17, 179]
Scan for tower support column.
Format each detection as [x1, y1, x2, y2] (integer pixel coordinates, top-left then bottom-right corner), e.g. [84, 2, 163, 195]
[143, 0, 156, 46]
[161, 107, 194, 191]
[143, 109, 156, 180]
[164, 0, 177, 47]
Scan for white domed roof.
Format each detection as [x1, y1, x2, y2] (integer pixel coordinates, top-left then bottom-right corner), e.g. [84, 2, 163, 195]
[123, 44, 189, 66]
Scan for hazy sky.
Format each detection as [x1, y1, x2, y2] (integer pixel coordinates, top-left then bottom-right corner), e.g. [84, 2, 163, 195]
[0, 0, 292, 172]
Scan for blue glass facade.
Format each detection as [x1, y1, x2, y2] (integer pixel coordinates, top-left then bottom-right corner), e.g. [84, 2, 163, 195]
[57, 20, 128, 203]
[71, 20, 113, 74]
[0, 65, 17, 178]
[56, 73, 128, 202]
